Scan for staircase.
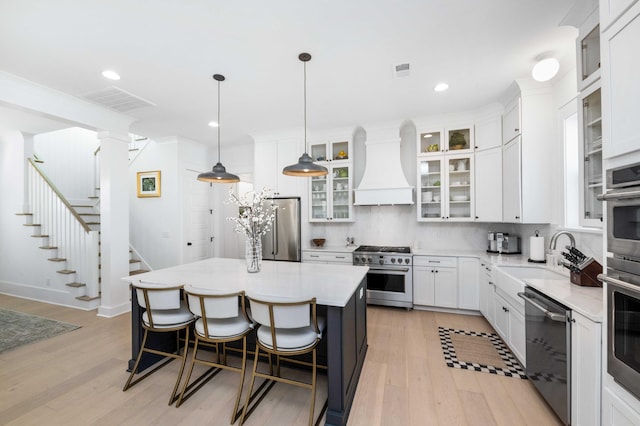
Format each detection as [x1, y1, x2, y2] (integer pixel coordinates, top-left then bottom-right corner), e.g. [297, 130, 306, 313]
[20, 158, 148, 308]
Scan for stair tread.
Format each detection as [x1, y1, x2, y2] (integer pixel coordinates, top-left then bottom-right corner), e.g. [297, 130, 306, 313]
[15, 212, 33, 216]
[88, 196, 99, 199]
[48, 258, 66, 262]
[39, 246, 58, 249]
[23, 223, 41, 226]
[79, 213, 100, 216]
[129, 269, 150, 275]
[31, 234, 49, 238]
[66, 282, 86, 288]
[129, 259, 141, 264]
[56, 269, 76, 274]
[76, 295, 100, 301]
[86, 222, 101, 225]
[71, 205, 93, 207]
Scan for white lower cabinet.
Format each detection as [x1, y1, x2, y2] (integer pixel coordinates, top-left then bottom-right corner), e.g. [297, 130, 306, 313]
[489, 267, 526, 366]
[603, 386, 640, 426]
[571, 311, 602, 426]
[413, 256, 458, 308]
[301, 250, 352, 264]
[458, 257, 479, 310]
[479, 262, 495, 323]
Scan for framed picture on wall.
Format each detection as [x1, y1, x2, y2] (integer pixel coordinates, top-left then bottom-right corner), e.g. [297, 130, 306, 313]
[137, 170, 161, 198]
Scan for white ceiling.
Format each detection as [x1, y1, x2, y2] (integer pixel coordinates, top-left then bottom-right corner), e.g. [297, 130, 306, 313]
[0, 0, 578, 146]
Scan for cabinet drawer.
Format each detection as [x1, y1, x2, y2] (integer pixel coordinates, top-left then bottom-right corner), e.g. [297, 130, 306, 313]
[302, 251, 352, 264]
[413, 256, 457, 268]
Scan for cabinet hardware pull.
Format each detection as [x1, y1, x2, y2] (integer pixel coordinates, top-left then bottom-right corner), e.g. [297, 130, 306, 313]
[310, 255, 319, 258]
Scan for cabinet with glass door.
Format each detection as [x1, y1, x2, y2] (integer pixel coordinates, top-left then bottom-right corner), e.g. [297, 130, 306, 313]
[417, 153, 474, 221]
[309, 164, 353, 222]
[579, 83, 603, 227]
[418, 127, 474, 155]
[309, 139, 350, 163]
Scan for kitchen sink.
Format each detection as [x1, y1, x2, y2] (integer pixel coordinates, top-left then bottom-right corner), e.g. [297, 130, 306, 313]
[498, 265, 568, 280]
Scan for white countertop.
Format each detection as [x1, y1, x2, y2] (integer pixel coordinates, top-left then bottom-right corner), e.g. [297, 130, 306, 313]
[411, 249, 604, 322]
[303, 245, 358, 253]
[122, 257, 368, 307]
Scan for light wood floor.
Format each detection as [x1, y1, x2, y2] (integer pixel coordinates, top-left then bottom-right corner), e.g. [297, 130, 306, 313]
[0, 294, 561, 425]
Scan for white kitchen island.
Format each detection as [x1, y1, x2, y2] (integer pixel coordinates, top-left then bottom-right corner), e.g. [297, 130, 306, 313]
[122, 258, 369, 426]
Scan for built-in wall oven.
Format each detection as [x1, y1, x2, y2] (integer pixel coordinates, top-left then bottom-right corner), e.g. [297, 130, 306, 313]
[353, 246, 412, 309]
[599, 161, 640, 401]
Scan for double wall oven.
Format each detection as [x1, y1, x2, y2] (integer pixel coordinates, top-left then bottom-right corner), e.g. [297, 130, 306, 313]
[599, 161, 640, 401]
[353, 246, 413, 309]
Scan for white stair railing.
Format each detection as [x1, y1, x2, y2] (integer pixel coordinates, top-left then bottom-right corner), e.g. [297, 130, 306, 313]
[28, 158, 100, 299]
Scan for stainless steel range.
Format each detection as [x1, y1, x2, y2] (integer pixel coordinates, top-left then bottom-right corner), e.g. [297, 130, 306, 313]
[353, 245, 413, 309]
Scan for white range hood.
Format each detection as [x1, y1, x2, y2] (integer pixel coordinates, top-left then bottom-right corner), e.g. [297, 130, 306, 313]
[354, 126, 414, 206]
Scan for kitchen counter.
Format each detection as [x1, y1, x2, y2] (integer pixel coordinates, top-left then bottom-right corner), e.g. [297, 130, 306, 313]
[411, 249, 603, 322]
[304, 245, 358, 253]
[122, 257, 368, 426]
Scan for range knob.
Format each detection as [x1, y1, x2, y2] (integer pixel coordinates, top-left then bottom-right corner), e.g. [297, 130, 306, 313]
[367, 257, 372, 263]
[354, 256, 361, 263]
[391, 258, 396, 263]
[379, 259, 384, 265]
[404, 258, 410, 264]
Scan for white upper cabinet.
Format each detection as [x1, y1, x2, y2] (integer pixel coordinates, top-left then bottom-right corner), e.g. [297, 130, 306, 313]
[502, 97, 521, 144]
[475, 146, 503, 222]
[254, 137, 303, 197]
[309, 139, 351, 164]
[602, 1, 640, 159]
[475, 114, 502, 151]
[600, 0, 638, 30]
[500, 81, 554, 224]
[577, 9, 602, 91]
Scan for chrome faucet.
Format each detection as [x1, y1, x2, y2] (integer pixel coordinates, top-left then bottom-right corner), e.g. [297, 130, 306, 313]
[549, 230, 576, 250]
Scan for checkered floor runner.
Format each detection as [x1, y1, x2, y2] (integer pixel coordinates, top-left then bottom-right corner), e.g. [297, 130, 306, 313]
[438, 327, 527, 379]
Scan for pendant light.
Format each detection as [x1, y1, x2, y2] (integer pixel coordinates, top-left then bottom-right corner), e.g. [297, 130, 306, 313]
[197, 74, 240, 183]
[282, 53, 328, 177]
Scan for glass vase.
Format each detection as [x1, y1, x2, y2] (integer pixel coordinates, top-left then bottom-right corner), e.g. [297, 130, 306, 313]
[245, 236, 262, 273]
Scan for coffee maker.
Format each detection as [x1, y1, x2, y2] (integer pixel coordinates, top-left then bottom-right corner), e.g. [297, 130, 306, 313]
[488, 232, 521, 254]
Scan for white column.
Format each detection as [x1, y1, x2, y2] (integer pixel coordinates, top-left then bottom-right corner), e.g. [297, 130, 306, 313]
[97, 131, 130, 317]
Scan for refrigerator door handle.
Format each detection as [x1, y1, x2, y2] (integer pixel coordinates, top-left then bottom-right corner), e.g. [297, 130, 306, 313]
[273, 209, 278, 255]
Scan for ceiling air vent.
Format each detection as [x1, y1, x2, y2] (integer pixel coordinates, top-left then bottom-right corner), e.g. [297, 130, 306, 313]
[82, 86, 155, 113]
[393, 62, 411, 78]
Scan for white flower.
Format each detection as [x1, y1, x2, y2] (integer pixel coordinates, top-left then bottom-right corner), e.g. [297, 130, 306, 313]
[226, 187, 277, 239]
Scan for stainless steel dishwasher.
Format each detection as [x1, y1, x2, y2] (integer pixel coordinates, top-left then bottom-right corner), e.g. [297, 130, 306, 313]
[518, 286, 571, 426]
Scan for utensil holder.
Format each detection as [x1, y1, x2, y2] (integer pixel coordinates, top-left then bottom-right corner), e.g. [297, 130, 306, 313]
[570, 259, 603, 287]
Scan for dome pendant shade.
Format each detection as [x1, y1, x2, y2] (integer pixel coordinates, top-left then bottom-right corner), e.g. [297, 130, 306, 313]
[282, 52, 328, 177]
[197, 162, 240, 182]
[282, 152, 328, 176]
[198, 73, 240, 184]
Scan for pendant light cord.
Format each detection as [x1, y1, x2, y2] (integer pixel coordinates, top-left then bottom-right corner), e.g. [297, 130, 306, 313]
[217, 79, 221, 163]
[303, 59, 307, 153]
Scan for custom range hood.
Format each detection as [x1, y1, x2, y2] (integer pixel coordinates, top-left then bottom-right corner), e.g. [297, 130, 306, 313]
[354, 126, 414, 205]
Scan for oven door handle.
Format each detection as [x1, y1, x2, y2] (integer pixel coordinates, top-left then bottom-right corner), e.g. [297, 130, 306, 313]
[598, 189, 640, 201]
[517, 292, 566, 322]
[598, 273, 639, 292]
[369, 267, 411, 273]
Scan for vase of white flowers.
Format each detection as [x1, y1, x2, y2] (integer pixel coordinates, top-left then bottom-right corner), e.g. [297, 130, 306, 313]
[227, 188, 277, 273]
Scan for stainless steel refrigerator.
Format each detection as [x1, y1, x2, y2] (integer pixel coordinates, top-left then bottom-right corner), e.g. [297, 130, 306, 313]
[261, 197, 301, 262]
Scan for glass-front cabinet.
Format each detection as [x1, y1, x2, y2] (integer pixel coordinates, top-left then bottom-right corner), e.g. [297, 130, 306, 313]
[579, 83, 603, 227]
[310, 164, 353, 222]
[309, 140, 350, 163]
[577, 10, 600, 91]
[418, 125, 474, 154]
[417, 153, 474, 221]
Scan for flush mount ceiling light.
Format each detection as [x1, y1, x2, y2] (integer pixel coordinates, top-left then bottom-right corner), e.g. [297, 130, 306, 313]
[197, 74, 240, 183]
[434, 82, 449, 92]
[282, 53, 328, 177]
[101, 70, 120, 80]
[532, 57, 560, 82]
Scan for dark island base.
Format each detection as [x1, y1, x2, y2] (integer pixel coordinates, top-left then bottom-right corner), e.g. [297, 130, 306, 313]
[128, 278, 368, 426]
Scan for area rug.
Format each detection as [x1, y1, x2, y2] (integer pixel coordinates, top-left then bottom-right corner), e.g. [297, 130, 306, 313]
[438, 327, 527, 379]
[0, 308, 80, 354]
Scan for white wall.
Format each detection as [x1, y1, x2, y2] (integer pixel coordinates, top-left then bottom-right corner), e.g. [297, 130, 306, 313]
[34, 127, 99, 203]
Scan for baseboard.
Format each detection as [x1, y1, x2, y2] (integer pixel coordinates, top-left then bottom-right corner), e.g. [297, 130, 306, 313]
[97, 301, 130, 318]
[0, 280, 98, 311]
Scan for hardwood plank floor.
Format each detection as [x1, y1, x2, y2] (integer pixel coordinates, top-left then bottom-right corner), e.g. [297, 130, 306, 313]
[0, 295, 562, 425]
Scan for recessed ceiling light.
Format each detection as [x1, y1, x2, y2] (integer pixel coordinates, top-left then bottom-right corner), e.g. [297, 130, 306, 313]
[208, 121, 219, 128]
[101, 70, 120, 81]
[531, 57, 559, 82]
[434, 83, 449, 92]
